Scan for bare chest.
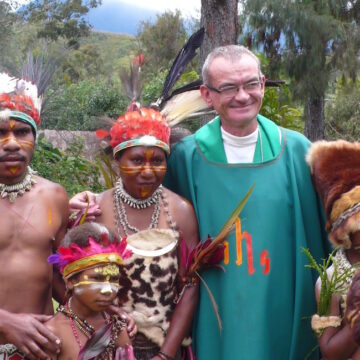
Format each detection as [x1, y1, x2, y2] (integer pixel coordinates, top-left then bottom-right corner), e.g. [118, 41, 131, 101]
[0, 198, 60, 251]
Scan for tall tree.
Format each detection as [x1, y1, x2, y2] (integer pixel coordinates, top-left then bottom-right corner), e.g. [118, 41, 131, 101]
[241, 0, 360, 140]
[137, 10, 187, 75]
[200, 0, 238, 68]
[22, 0, 101, 48]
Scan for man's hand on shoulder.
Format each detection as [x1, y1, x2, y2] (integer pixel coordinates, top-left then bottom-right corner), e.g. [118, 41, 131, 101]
[0, 310, 60, 360]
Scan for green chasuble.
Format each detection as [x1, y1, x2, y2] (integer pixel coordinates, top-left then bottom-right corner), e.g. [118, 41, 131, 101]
[164, 115, 329, 360]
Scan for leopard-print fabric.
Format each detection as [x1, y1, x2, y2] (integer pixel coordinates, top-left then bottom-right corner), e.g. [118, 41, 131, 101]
[118, 228, 179, 347]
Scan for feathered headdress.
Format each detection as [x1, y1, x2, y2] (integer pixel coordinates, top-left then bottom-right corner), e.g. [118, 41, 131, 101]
[48, 235, 131, 279]
[96, 27, 208, 156]
[0, 73, 41, 133]
[0, 51, 56, 134]
[108, 107, 171, 156]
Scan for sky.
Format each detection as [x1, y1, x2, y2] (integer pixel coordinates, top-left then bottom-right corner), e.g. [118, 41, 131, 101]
[108, 0, 201, 18]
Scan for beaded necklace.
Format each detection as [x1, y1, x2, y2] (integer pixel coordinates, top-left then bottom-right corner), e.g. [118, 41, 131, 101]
[114, 178, 163, 209]
[57, 298, 95, 348]
[113, 181, 177, 238]
[113, 179, 163, 237]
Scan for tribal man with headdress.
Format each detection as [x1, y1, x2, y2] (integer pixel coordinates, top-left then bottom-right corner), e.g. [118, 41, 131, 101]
[0, 73, 69, 360]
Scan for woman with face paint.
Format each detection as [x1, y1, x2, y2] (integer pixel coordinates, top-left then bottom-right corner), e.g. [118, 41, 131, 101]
[45, 223, 134, 360]
[71, 106, 200, 360]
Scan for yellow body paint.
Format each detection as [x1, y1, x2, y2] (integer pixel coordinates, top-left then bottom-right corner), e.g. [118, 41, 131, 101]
[48, 209, 52, 225]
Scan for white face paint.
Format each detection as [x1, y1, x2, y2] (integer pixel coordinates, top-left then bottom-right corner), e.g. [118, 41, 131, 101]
[73, 281, 120, 295]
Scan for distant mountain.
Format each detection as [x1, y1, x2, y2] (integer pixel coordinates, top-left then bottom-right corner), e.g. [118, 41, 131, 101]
[86, 2, 158, 35]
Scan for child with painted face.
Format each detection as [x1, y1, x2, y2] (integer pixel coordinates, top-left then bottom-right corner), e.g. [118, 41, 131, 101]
[45, 223, 134, 360]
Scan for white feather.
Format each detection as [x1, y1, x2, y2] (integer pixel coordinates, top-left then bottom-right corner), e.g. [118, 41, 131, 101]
[161, 90, 209, 127]
[0, 72, 41, 113]
[0, 73, 17, 94]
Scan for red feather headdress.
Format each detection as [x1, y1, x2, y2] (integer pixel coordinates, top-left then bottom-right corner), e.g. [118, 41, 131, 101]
[0, 73, 41, 133]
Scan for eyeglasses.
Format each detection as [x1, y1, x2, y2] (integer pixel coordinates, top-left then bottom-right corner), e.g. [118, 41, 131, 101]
[206, 80, 262, 98]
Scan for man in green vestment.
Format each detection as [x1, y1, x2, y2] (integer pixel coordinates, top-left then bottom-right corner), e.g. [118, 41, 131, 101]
[164, 45, 330, 359]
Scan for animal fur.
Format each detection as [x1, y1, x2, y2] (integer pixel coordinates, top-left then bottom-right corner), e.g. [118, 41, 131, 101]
[306, 140, 360, 248]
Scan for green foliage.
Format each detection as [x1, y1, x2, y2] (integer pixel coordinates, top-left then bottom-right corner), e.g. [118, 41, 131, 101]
[61, 43, 103, 82]
[42, 79, 128, 130]
[141, 69, 167, 105]
[32, 135, 105, 196]
[302, 247, 354, 324]
[0, 1, 17, 46]
[241, 0, 359, 99]
[59, 32, 137, 84]
[241, 0, 359, 139]
[261, 86, 304, 132]
[22, 0, 101, 47]
[137, 10, 187, 76]
[95, 153, 117, 189]
[141, 69, 200, 105]
[325, 79, 360, 141]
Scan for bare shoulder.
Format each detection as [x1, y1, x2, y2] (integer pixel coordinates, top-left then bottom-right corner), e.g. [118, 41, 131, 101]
[45, 312, 65, 337]
[163, 187, 199, 247]
[33, 176, 69, 204]
[164, 187, 195, 216]
[97, 188, 113, 205]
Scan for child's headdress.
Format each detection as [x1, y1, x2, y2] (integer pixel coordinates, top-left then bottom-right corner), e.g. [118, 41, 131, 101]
[48, 227, 131, 279]
[307, 140, 360, 248]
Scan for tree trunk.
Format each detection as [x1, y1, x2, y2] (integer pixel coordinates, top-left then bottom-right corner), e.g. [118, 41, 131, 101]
[304, 95, 325, 141]
[199, 0, 238, 124]
[200, 0, 238, 66]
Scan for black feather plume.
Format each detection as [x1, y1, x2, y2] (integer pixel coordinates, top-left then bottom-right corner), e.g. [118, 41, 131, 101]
[156, 27, 205, 107]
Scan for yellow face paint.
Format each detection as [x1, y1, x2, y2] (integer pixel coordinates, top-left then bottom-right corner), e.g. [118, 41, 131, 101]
[140, 185, 152, 198]
[144, 148, 154, 161]
[119, 165, 167, 175]
[73, 280, 120, 295]
[0, 136, 21, 146]
[18, 140, 34, 150]
[94, 264, 119, 277]
[9, 166, 20, 175]
[9, 120, 16, 129]
[73, 280, 119, 287]
[0, 137, 11, 144]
